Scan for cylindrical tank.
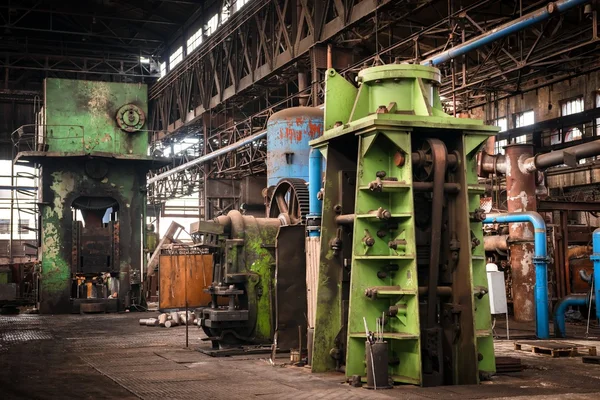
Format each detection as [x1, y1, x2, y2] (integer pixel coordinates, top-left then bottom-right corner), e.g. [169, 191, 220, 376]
[266, 107, 323, 187]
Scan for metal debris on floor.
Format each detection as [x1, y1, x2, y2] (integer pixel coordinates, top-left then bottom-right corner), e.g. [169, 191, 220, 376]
[139, 311, 197, 328]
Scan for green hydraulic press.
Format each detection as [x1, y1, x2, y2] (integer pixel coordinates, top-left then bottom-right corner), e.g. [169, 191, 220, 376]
[310, 64, 498, 386]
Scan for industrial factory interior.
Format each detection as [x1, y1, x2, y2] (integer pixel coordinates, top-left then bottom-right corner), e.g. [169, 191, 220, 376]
[3, 0, 600, 398]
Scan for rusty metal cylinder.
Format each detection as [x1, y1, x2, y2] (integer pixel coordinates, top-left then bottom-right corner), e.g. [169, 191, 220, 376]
[365, 341, 392, 389]
[505, 144, 537, 322]
[484, 235, 509, 252]
[266, 107, 324, 187]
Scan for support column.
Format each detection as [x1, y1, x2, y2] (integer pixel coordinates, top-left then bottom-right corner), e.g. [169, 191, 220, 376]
[504, 144, 537, 322]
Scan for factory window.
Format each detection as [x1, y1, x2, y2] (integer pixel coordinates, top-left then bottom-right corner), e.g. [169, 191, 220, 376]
[18, 219, 29, 234]
[169, 46, 183, 69]
[206, 14, 219, 36]
[160, 62, 166, 79]
[235, 0, 250, 12]
[0, 219, 9, 234]
[187, 27, 203, 54]
[493, 117, 508, 155]
[221, 2, 231, 23]
[561, 96, 584, 142]
[513, 110, 533, 144]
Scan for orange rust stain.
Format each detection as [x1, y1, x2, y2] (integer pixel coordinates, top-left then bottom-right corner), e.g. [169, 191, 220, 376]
[307, 121, 323, 138]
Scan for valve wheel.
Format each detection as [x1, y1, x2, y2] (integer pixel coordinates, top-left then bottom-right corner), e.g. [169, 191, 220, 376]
[116, 104, 145, 132]
[268, 178, 310, 225]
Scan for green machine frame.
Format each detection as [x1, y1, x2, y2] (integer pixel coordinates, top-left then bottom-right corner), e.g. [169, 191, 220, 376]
[310, 64, 498, 385]
[15, 79, 166, 314]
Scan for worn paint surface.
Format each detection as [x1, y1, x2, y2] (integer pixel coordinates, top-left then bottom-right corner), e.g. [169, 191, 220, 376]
[311, 64, 497, 385]
[33, 79, 154, 314]
[266, 107, 323, 187]
[505, 144, 537, 322]
[44, 79, 148, 155]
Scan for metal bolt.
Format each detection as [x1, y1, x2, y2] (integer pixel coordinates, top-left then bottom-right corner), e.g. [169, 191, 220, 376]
[393, 151, 405, 167]
[376, 105, 389, 114]
[362, 230, 375, 247]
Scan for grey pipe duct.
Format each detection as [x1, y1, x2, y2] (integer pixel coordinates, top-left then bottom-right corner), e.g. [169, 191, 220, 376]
[480, 138, 600, 175]
[484, 235, 509, 253]
[521, 139, 600, 172]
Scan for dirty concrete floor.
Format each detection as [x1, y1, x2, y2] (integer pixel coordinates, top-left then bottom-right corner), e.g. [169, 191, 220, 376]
[1, 313, 600, 400]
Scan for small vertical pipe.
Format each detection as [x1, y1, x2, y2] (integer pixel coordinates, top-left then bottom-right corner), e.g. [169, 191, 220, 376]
[591, 228, 600, 320]
[298, 70, 308, 106]
[327, 44, 332, 69]
[307, 148, 322, 237]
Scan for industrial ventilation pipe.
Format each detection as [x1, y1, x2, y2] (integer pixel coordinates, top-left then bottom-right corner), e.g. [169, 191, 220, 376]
[483, 212, 549, 339]
[479, 139, 600, 323]
[421, 0, 590, 66]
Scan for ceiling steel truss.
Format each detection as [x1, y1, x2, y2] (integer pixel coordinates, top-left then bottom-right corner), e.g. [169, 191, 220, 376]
[148, 0, 599, 203]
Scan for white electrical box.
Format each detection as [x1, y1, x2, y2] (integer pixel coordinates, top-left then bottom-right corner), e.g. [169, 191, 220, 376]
[486, 263, 508, 315]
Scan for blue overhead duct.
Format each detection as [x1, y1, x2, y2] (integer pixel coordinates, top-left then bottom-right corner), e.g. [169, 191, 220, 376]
[421, 0, 590, 67]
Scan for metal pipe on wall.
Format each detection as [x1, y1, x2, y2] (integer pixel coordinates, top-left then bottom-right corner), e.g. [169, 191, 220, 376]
[591, 228, 600, 321]
[556, 228, 600, 337]
[483, 211, 549, 339]
[554, 294, 588, 337]
[420, 0, 590, 67]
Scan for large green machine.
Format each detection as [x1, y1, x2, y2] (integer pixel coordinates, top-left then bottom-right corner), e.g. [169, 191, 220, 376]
[310, 64, 498, 385]
[15, 79, 164, 314]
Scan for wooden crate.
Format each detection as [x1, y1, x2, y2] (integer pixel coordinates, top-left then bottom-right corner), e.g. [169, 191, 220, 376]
[514, 340, 597, 358]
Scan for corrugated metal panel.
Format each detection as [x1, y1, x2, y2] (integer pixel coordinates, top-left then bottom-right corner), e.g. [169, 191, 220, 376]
[305, 236, 321, 328]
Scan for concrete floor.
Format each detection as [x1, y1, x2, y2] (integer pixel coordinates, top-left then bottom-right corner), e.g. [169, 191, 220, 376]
[1, 312, 600, 400]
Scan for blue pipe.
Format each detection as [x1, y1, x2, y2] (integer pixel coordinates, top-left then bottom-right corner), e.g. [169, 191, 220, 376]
[483, 212, 549, 339]
[553, 228, 600, 337]
[307, 148, 323, 237]
[421, 0, 589, 66]
[554, 294, 588, 338]
[591, 228, 600, 320]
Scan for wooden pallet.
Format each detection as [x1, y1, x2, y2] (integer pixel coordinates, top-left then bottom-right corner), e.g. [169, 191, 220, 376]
[514, 341, 597, 358]
[582, 356, 600, 364]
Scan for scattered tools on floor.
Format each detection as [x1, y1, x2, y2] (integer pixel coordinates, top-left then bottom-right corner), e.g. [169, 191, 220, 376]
[139, 311, 196, 328]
